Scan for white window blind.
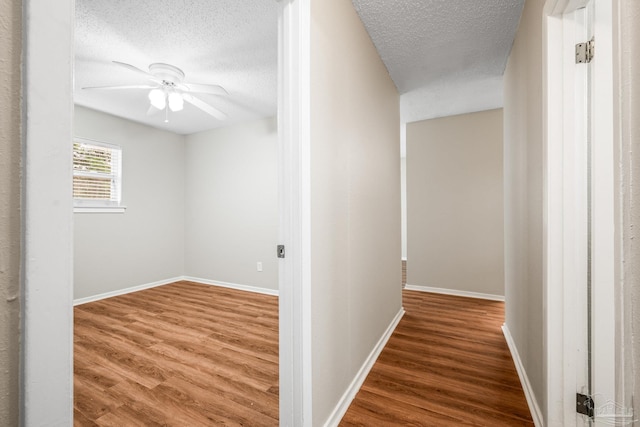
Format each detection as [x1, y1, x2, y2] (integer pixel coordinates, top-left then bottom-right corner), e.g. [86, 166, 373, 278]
[73, 139, 122, 208]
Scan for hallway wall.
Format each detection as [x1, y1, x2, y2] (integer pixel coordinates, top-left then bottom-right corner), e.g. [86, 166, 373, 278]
[310, 0, 402, 423]
[502, 0, 545, 418]
[406, 109, 504, 298]
[0, 0, 21, 424]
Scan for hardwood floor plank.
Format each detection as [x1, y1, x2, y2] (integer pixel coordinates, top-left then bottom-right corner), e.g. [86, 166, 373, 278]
[340, 290, 534, 426]
[75, 283, 532, 426]
[103, 379, 223, 426]
[74, 374, 124, 421]
[75, 282, 279, 425]
[156, 376, 278, 426]
[340, 389, 463, 426]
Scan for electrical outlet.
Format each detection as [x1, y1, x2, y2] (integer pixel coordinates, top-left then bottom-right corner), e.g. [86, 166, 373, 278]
[257, 262, 263, 272]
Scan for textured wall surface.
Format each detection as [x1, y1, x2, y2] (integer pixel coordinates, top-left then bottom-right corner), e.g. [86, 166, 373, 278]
[407, 109, 504, 297]
[74, 0, 278, 135]
[502, 0, 545, 418]
[310, 0, 401, 423]
[619, 0, 640, 418]
[0, 0, 21, 424]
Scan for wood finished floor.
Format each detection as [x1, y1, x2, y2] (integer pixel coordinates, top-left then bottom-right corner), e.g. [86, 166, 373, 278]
[340, 291, 534, 426]
[73, 281, 279, 426]
[74, 281, 532, 426]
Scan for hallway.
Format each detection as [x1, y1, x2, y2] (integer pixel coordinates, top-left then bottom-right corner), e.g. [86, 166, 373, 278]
[341, 290, 533, 426]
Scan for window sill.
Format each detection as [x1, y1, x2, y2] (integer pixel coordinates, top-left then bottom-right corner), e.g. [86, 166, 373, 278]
[74, 206, 127, 214]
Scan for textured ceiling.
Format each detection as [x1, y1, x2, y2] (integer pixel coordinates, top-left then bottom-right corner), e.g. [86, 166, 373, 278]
[352, 0, 524, 123]
[76, 1, 524, 134]
[74, 0, 278, 135]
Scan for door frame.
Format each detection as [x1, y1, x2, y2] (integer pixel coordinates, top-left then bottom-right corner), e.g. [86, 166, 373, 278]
[21, 0, 74, 424]
[277, 0, 313, 425]
[21, 0, 310, 425]
[543, 0, 619, 425]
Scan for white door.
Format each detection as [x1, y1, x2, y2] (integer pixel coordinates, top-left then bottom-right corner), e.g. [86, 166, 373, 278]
[545, 0, 618, 424]
[568, 1, 617, 425]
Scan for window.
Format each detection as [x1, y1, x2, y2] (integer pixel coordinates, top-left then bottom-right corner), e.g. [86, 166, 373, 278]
[73, 138, 124, 212]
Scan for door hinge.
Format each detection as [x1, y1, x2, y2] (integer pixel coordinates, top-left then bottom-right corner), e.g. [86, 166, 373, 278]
[576, 393, 595, 417]
[277, 245, 285, 259]
[576, 37, 595, 64]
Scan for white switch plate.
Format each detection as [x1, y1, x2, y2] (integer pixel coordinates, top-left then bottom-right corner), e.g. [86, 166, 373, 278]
[257, 262, 263, 272]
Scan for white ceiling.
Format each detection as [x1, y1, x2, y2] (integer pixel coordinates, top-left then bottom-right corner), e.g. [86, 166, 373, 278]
[351, 0, 525, 123]
[75, 0, 524, 135]
[74, 0, 278, 135]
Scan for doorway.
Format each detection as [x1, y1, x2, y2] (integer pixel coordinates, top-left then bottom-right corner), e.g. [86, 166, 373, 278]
[21, 0, 309, 424]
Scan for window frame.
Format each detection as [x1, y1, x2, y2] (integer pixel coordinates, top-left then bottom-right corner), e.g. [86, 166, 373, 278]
[72, 137, 126, 213]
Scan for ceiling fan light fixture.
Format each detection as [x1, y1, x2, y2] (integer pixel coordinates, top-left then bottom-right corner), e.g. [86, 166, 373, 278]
[148, 88, 166, 109]
[168, 92, 184, 112]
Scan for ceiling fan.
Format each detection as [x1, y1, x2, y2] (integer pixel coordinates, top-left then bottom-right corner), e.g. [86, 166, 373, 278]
[82, 61, 228, 121]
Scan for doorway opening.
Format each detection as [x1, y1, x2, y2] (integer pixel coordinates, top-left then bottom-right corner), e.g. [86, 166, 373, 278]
[21, 0, 310, 424]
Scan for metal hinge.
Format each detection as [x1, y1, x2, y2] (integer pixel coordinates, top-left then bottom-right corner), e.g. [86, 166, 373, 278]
[277, 245, 285, 259]
[576, 37, 595, 64]
[577, 393, 595, 417]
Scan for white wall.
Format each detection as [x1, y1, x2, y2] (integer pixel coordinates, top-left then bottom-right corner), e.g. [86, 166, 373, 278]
[503, 0, 545, 417]
[406, 109, 504, 297]
[619, 0, 640, 417]
[0, 0, 21, 423]
[184, 117, 278, 291]
[73, 106, 185, 300]
[74, 108, 278, 299]
[310, 0, 402, 424]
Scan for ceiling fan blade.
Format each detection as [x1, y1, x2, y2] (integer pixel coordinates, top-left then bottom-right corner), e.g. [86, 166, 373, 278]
[184, 83, 228, 96]
[82, 84, 157, 90]
[183, 94, 227, 120]
[146, 105, 162, 116]
[112, 61, 159, 81]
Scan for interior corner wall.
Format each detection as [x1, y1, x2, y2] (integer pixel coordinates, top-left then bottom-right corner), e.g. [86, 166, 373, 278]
[184, 117, 278, 291]
[503, 0, 545, 419]
[73, 106, 185, 300]
[0, 0, 21, 423]
[310, 0, 402, 424]
[406, 109, 504, 297]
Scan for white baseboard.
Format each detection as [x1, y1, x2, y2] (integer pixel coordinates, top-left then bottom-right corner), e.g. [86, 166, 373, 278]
[323, 307, 405, 427]
[502, 324, 544, 427]
[182, 276, 279, 296]
[404, 284, 505, 302]
[73, 276, 183, 306]
[74, 276, 278, 305]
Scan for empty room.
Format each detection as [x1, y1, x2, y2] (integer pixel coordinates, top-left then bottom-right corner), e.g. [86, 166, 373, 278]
[8, 0, 638, 426]
[72, 0, 280, 424]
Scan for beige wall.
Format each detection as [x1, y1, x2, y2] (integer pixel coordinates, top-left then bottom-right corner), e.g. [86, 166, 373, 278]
[406, 109, 504, 297]
[74, 109, 278, 299]
[0, 0, 21, 424]
[619, 0, 640, 418]
[503, 0, 545, 418]
[185, 117, 278, 291]
[74, 107, 185, 300]
[310, 0, 401, 423]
